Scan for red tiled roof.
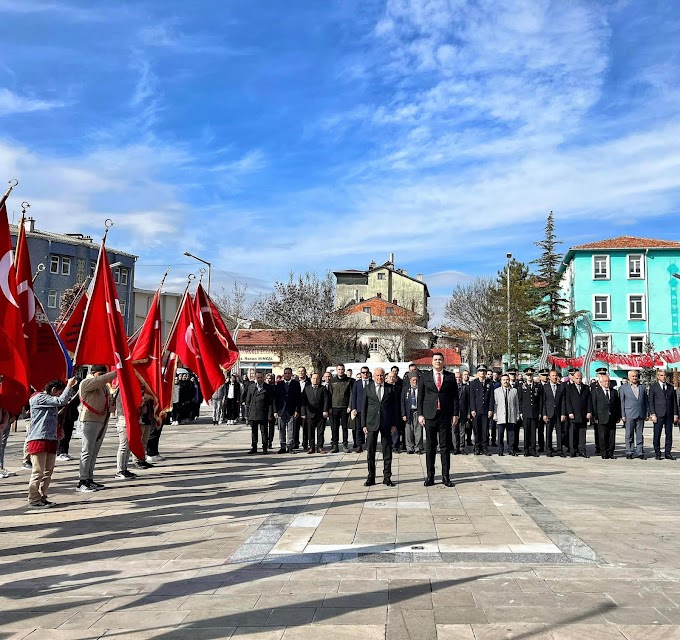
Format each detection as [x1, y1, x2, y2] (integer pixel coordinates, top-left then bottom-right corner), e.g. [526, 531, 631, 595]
[409, 348, 462, 367]
[571, 236, 680, 250]
[236, 330, 281, 347]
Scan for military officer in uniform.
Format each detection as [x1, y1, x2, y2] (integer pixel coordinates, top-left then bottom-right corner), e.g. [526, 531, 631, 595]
[591, 367, 608, 454]
[519, 367, 542, 456]
[470, 364, 493, 455]
[536, 369, 550, 451]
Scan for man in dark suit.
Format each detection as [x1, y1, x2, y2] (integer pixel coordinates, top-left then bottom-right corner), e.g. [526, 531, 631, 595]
[469, 364, 493, 456]
[508, 368, 522, 454]
[244, 372, 275, 455]
[591, 375, 622, 459]
[350, 366, 370, 453]
[648, 369, 678, 460]
[300, 373, 331, 454]
[362, 368, 398, 486]
[401, 374, 423, 454]
[453, 370, 469, 454]
[417, 353, 459, 487]
[274, 367, 302, 454]
[564, 370, 593, 458]
[541, 370, 567, 457]
[519, 367, 542, 457]
[295, 366, 311, 450]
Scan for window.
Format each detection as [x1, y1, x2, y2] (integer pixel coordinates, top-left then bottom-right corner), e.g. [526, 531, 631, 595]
[594, 334, 611, 352]
[50, 256, 59, 273]
[61, 256, 71, 276]
[630, 335, 645, 355]
[113, 267, 121, 284]
[120, 268, 128, 285]
[593, 295, 610, 320]
[362, 306, 371, 314]
[628, 294, 645, 320]
[369, 337, 378, 351]
[119, 300, 126, 316]
[628, 254, 644, 279]
[385, 307, 394, 315]
[90, 262, 96, 276]
[377, 272, 386, 280]
[47, 290, 57, 308]
[593, 255, 609, 280]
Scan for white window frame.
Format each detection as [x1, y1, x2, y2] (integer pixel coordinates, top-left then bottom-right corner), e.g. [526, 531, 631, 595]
[630, 334, 645, 355]
[594, 334, 611, 352]
[369, 337, 378, 352]
[627, 254, 644, 280]
[49, 256, 59, 274]
[627, 294, 645, 321]
[120, 268, 128, 285]
[113, 267, 121, 284]
[385, 307, 394, 315]
[90, 262, 96, 276]
[593, 294, 611, 321]
[61, 256, 71, 276]
[119, 300, 126, 317]
[362, 306, 371, 314]
[47, 290, 58, 308]
[377, 272, 386, 280]
[592, 254, 610, 280]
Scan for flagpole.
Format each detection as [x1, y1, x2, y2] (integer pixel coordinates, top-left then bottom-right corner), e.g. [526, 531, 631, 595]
[162, 273, 195, 353]
[0, 179, 18, 209]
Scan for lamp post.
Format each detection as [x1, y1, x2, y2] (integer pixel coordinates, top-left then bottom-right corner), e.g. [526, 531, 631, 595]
[506, 252, 512, 369]
[183, 252, 211, 295]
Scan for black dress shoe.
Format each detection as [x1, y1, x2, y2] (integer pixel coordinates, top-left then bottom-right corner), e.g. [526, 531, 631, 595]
[247, 448, 257, 455]
[498, 452, 504, 456]
[601, 455, 606, 459]
[364, 479, 375, 486]
[655, 454, 662, 460]
[383, 479, 395, 487]
[510, 451, 517, 457]
[571, 452, 577, 458]
[580, 453, 589, 458]
[626, 454, 632, 459]
[665, 454, 676, 460]
[559, 452, 566, 458]
[424, 478, 435, 487]
[547, 451, 553, 457]
[524, 451, 530, 457]
[636, 454, 645, 459]
[485, 450, 492, 456]
[533, 452, 539, 457]
[442, 479, 455, 487]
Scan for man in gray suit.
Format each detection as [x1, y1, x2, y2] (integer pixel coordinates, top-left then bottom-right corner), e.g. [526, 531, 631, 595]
[619, 369, 648, 460]
[493, 374, 520, 456]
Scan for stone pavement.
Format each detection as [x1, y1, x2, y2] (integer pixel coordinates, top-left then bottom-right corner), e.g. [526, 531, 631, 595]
[2, 410, 680, 639]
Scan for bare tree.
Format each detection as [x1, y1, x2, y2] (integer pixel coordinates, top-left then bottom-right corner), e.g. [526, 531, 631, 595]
[212, 281, 257, 330]
[258, 271, 361, 373]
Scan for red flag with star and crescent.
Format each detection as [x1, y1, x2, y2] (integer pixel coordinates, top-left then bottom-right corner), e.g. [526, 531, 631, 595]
[73, 238, 144, 459]
[0, 202, 29, 414]
[131, 286, 163, 419]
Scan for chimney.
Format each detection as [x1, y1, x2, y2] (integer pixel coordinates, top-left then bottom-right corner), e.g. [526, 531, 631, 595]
[416, 273, 423, 281]
[369, 260, 376, 269]
[376, 292, 382, 299]
[389, 252, 394, 264]
[392, 299, 397, 305]
[26, 217, 35, 233]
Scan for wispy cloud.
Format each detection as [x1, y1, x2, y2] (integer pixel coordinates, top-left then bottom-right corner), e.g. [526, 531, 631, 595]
[0, 88, 64, 116]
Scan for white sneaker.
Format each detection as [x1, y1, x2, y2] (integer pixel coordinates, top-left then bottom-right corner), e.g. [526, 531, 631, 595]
[57, 453, 72, 461]
[171, 421, 179, 426]
[0, 469, 17, 478]
[146, 455, 163, 463]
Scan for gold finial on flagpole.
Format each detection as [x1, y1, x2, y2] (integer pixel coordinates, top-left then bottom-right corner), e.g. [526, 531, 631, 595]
[33, 263, 45, 283]
[0, 179, 19, 209]
[103, 218, 114, 242]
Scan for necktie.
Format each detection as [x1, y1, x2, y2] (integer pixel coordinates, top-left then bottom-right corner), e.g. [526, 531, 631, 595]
[605, 388, 609, 400]
[436, 372, 442, 410]
[577, 385, 581, 393]
[363, 380, 367, 389]
[663, 383, 666, 392]
[504, 388, 508, 421]
[411, 389, 417, 409]
[551, 383, 556, 395]
[377, 385, 383, 402]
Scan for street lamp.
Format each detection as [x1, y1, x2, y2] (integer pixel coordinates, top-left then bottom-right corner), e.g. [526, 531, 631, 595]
[183, 252, 211, 295]
[506, 252, 512, 369]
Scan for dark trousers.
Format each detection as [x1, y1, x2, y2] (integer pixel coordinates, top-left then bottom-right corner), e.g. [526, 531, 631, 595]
[453, 420, 464, 451]
[497, 424, 515, 453]
[307, 416, 325, 451]
[353, 413, 365, 449]
[464, 418, 473, 445]
[563, 418, 573, 452]
[250, 420, 268, 451]
[57, 420, 76, 455]
[523, 418, 537, 453]
[331, 408, 350, 447]
[146, 425, 163, 456]
[570, 421, 587, 454]
[593, 420, 601, 453]
[653, 414, 674, 455]
[225, 398, 239, 421]
[537, 419, 545, 451]
[472, 414, 489, 452]
[267, 419, 276, 447]
[296, 415, 308, 449]
[599, 421, 616, 457]
[425, 412, 452, 480]
[490, 419, 497, 445]
[513, 417, 522, 452]
[547, 416, 564, 452]
[366, 428, 392, 481]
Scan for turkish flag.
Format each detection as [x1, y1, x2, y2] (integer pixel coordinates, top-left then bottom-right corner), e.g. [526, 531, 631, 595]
[0, 203, 29, 415]
[58, 287, 88, 353]
[132, 287, 163, 417]
[165, 290, 208, 383]
[14, 218, 37, 356]
[206, 294, 239, 357]
[159, 351, 177, 416]
[74, 239, 144, 460]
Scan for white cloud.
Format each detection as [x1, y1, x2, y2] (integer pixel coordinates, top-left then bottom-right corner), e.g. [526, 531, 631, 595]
[0, 88, 64, 117]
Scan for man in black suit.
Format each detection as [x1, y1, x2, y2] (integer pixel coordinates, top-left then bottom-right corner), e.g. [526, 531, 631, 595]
[453, 370, 469, 454]
[300, 373, 331, 454]
[274, 367, 302, 454]
[519, 367, 542, 457]
[648, 369, 678, 460]
[362, 368, 398, 486]
[564, 370, 593, 458]
[591, 375, 621, 459]
[244, 372, 275, 455]
[508, 368, 522, 454]
[541, 370, 567, 457]
[295, 366, 311, 450]
[417, 353, 459, 487]
[469, 364, 493, 456]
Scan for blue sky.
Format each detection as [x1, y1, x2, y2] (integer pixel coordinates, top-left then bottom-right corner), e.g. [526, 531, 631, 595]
[1, 0, 679, 323]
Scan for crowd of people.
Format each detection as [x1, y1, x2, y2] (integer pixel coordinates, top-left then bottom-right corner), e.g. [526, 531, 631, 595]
[2, 355, 679, 506]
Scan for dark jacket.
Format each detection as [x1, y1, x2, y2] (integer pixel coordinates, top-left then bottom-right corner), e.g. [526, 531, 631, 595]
[401, 384, 420, 418]
[362, 381, 398, 433]
[300, 384, 331, 420]
[648, 381, 678, 419]
[244, 383, 275, 422]
[274, 379, 301, 416]
[591, 385, 621, 425]
[519, 381, 543, 420]
[226, 381, 241, 404]
[350, 378, 367, 413]
[469, 377, 493, 415]
[417, 369, 459, 421]
[458, 381, 470, 420]
[541, 382, 566, 419]
[329, 375, 354, 408]
[564, 384, 593, 423]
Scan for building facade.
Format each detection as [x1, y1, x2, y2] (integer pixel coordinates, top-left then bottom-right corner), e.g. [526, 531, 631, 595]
[10, 218, 137, 333]
[560, 236, 680, 380]
[235, 329, 313, 378]
[132, 289, 182, 341]
[334, 253, 429, 322]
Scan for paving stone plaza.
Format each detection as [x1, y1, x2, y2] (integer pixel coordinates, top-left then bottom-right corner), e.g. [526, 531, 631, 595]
[3, 411, 680, 639]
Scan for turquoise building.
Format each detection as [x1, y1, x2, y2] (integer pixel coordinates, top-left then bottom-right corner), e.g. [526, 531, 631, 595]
[559, 236, 680, 381]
